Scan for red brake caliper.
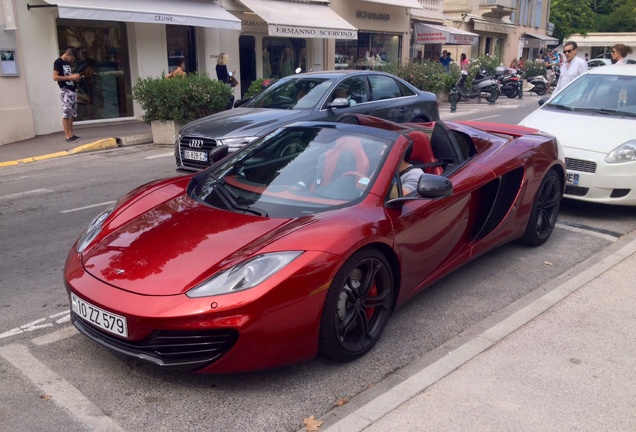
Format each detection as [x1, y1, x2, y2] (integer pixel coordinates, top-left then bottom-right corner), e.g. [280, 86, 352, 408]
[365, 282, 378, 320]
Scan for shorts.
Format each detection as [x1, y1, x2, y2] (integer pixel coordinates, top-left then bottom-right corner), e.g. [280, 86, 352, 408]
[60, 88, 78, 119]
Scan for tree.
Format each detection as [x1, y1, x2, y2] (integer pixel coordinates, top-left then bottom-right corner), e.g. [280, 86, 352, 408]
[551, 0, 596, 40]
[595, 0, 636, 32]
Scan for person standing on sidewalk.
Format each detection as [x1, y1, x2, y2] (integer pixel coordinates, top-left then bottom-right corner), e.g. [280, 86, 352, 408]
[553, 41, 587, 94]
[53, 48, 82, 143]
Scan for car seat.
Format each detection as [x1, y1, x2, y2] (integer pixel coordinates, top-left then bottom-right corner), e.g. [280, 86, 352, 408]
[406, 131, 443, 175]
[316, 136, 370, 186]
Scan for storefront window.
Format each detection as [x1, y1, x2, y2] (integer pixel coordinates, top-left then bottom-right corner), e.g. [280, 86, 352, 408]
[166, 25, 196, 74]
[56, 19, 133, 121]
[262, 38, 307, 79]
[335, 33, 401, 70]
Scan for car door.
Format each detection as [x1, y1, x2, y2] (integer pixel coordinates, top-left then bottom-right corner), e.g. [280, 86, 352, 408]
[386, 162, 496, 304]
[319, 75, 372, 119]
[367, 74, 414, 123]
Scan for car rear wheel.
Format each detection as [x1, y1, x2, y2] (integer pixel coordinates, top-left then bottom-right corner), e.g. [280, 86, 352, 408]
[319, 248, 394, 362]
[520, 169, 562, 246]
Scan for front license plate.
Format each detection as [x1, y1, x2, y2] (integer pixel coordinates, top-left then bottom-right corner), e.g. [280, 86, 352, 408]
[183, 149, 208, 162]
[71, 293, 128, 338]
[566, 172, 579, 185]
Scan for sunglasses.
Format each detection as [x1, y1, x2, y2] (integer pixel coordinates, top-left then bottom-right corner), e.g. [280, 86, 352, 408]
[563, 49, 575, 54]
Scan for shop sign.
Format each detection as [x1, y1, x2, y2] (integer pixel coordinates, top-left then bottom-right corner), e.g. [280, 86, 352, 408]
[355, 11, 390, 21]
[414, 24, 478, 45]
[473, 22, 510, 34]
[270, 25, 357, 40]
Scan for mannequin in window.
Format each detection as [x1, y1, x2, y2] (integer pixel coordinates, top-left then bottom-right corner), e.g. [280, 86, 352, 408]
[263, 48, 271, 79]
[281, 47, 295, 77]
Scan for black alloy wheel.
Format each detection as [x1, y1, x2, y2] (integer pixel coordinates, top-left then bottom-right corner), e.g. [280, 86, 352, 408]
[318, 248, 394, 362]
[520, 169, 563, 246]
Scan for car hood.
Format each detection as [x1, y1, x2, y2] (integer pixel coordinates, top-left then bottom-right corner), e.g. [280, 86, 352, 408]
[181, 108, 312, 138]
[520, 108, 635, 154]
[81, 193, 305, 296]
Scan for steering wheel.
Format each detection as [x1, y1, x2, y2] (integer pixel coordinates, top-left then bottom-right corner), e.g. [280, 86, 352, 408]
[340, 171, 369, 189]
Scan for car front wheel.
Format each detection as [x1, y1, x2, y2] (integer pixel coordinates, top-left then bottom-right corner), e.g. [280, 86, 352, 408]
[318, 248, 394, 362]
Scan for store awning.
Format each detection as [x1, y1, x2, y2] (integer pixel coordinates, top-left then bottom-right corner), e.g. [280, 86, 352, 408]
[523, 33, 559, 45]
[43, 0, 242, 30]
[359, 0, 424, 9]
[237, 0, 357, 39]
[414, 23, 479, 45]
[569, 32, 636, 47]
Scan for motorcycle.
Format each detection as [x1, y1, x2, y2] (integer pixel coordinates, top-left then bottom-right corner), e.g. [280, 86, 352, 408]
[448, 69, 499, 103]
[495, 66, 519, 99]
[520, 71, 548, 96]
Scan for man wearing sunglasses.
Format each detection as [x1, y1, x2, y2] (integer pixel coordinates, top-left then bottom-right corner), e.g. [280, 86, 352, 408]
[553, 41, 588, 94]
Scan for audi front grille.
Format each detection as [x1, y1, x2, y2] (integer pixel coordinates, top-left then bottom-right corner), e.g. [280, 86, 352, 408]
[178, 135, 218, 170]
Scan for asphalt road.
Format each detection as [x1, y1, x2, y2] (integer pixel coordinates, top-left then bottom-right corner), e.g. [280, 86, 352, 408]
[1, 99, 635, 431]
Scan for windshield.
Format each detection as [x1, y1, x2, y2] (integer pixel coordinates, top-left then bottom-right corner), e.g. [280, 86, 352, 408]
[548, 73, 636, 117]
[191, 126, 391, 218]
[244, 78, 334, 110]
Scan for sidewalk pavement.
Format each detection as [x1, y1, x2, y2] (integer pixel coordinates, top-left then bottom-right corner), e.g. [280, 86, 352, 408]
[0, 120, 153, 168]
[317, 230, 636, 432]
[0, 95, 541, 168]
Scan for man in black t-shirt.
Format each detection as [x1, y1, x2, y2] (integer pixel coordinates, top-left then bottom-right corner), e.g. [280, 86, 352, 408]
[53, 48, 82, 142]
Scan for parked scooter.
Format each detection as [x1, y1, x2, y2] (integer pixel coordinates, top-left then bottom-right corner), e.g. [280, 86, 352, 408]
[520, 71, 548, 96]
[495, 66, 519, 99]
[448, 69, 499, 103]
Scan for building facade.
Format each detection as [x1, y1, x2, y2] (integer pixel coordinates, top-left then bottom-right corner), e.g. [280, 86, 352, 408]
[0, 0, 556, 147]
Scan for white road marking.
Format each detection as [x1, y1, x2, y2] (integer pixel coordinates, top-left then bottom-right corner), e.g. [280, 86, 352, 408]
[471, 114, 500, 121]
[0, 188, 53, 201]
[145, 151, 173, 159]
[60, 200, 115, 214]
[0, 312, 71, 340]
[31, 326, 78, 346]
[0, 344, 125, 432]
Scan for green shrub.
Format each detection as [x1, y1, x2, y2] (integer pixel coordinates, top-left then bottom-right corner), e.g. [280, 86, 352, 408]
[521, 60, 546, 78]
[132, 72, 232, 124]
[384, 60, 458, 94]
[243, 78, 271, 99]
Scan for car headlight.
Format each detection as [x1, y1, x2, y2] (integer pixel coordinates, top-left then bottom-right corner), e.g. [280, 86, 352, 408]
[605, 140, 636, 163]
[76, 203, 115, 253]
[218, 136, 259, 150]
[186, 251, 303, 298]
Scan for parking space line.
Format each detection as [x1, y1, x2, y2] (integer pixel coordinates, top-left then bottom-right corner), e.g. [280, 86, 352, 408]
[0, 344, 125, 432]
[557, 222, 620, 242]
[0, 188, 53, 201]
[60, 200, 115, 214]
[31, 326, 78, 346]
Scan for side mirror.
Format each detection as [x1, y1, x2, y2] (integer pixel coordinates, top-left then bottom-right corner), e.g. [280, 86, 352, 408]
[327, 98, 351, 109]
[417, 173, 453, 198]
[538, 96, 549, 106]
[386, 174, 453, 208]
[234, 98, 251, 108]
[209, 145, 229, 162]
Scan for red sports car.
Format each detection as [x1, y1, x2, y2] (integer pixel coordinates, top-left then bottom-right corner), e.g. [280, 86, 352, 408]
[64, 115, 564, 373]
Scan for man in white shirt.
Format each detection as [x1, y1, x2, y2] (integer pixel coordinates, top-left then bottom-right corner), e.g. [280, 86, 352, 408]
[553, 41, 588, 94]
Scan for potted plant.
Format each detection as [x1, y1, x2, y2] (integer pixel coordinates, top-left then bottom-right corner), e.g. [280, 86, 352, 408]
[132, 72, 232, 144]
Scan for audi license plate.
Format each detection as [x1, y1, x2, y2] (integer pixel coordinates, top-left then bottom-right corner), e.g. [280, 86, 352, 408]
[183, 150, 208, 162]
[565, 172, 579, 185]
[71, 293, 128, 337]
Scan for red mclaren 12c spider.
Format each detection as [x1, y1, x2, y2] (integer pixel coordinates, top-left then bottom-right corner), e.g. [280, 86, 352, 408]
[64, 115, 565, 373]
